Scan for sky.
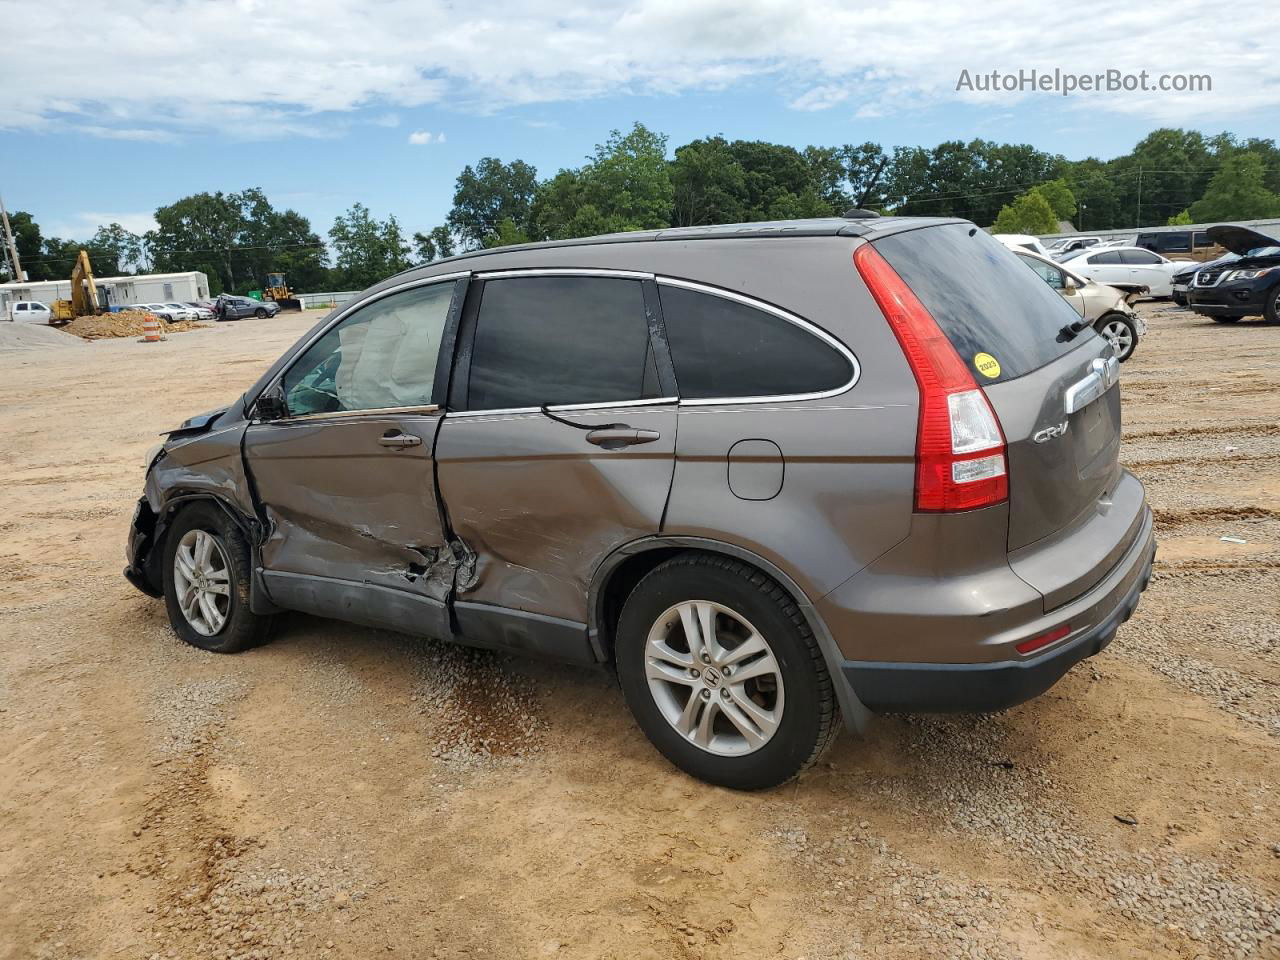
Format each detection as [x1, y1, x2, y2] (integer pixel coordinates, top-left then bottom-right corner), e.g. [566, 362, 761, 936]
[2, 0, 1278, 244]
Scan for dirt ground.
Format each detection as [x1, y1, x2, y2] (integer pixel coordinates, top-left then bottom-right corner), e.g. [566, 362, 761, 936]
[1, 305, 1278, 960]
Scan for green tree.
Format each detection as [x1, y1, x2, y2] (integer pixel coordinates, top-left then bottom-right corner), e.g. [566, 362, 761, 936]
[328, 203, 410, 289]
[88, 223, 143, 276]
[1167, 209, 1193, 226]
[447, 158, 539, 250]
[483, 219, 530, 248]
[992, 188, 1059, 235]
[1036, 178, 1077, 223]
[412, 226, 456, 263]
[531, 123, 673, 240]
[149, 189, 326, 294]
[670, 136, 749, 227]
[841, 142, 891, 209]
[1188, 154, 1280, 222]
[2, 211, 55, 281]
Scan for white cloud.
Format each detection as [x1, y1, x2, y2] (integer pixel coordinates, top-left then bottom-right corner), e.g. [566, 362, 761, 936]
[788, 85, 850, 112]
[408, 130, 445, 144]
[44, 211, 158, 239]
[0, 0, 1276, 141]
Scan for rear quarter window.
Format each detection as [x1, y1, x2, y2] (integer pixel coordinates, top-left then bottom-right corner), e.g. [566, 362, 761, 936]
[657, 283, 854, 400]
[873, 224, 1086, 383]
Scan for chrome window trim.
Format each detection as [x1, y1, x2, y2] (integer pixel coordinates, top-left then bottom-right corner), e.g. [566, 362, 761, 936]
[448, 397, 678, 419]
[475, 267, 654, 281]
[257, 272, 467, 421]
[258, 403, 441, 426]
[654, 276, 861, 406]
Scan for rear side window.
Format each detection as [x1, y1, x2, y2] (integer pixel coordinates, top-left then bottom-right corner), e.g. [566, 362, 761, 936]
[466, 276, 658, 410]
[1121, 249, 1162, 265]
[657, 284, 852, 400]
[874, 224, 1084, 383]
[1090, 251, 1123, 264]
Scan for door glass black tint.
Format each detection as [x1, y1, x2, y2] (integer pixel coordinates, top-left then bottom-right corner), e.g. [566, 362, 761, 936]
[467, 277, 656, 410]
[657, 285, 852, 400]
[1121, 249, 1162, 265]
[1090, 250, 1123, 264]
[1159, 233, 1191, 252]
[874, 224, 1085, 383]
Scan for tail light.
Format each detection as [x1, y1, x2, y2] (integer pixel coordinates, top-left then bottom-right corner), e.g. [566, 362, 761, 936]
[853, 243, 1008, 512]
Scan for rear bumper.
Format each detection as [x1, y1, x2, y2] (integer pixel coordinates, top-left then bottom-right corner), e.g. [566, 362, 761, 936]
[839, 511, 1156, 713]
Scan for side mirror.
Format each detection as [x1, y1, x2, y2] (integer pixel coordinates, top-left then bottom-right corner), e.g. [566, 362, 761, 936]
[255, 387, 287, 421]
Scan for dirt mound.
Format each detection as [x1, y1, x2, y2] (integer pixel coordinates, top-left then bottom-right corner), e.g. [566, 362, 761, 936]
[0, 323, 87, 352]
[63, 311, 208, 340]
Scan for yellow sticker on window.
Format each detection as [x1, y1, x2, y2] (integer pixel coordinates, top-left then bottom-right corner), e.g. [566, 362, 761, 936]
[973, 352, 1001, 379]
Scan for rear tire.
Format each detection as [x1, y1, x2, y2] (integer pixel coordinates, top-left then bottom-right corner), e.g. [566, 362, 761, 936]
[162, 502, 273, 653]
[615, 554, 838, 790]
[1097, 313, 1138, 362]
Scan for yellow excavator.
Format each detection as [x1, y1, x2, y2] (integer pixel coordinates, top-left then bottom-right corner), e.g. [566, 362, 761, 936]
[262, 272, 302, 311]
[51, 249, 101, 324]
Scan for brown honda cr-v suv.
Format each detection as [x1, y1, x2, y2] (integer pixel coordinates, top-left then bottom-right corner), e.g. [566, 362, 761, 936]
[125, 216, 1155, 789]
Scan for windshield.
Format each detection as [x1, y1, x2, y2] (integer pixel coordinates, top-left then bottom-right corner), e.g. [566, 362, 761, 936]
[1247, 246, 1280, 257]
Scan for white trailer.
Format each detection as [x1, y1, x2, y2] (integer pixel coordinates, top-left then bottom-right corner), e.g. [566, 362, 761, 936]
[0, 270, 210, 317]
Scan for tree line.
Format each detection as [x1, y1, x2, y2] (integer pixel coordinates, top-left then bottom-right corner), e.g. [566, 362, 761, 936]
[5, 125, 1279, 294]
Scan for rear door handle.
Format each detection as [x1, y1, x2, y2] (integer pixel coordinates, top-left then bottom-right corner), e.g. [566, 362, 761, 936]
[379, 432, 422, 449]
[585, 427, 661, 448]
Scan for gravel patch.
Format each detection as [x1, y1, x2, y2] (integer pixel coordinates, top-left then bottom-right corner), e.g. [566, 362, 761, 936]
[412, 642, 544, 770]
[150, 677, 249, 754]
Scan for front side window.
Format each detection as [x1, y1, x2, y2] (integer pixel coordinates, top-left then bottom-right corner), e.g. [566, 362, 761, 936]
[1018, 254, 1065, 289]
[658, 284, 853, 399]
[282, 282, 454, 416]
[465, 276, 658, 411]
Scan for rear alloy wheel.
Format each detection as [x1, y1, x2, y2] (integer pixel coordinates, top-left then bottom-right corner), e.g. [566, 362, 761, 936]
[162, 502, 273, 653]
[616, 554, 838, 790]
[1098, 314, 1138, 362]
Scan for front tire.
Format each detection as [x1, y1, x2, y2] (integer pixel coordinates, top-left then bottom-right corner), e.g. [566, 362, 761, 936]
[615, 554, 838, 790]
[162, 502, 273, 653]
[1265, 287, 1280, 324]
[254, 307, 268, 319]
[1097, 313, 1138, 362]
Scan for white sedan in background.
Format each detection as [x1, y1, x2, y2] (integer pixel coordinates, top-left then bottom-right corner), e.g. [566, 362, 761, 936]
[1059, 246, 1181, 298]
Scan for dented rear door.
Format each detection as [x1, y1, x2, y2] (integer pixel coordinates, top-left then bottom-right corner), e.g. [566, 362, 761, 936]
[243, 278, 465, 639]
[434, 273, 677, 652]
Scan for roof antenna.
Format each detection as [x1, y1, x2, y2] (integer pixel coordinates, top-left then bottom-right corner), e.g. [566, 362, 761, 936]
[842, 208, 881, 219]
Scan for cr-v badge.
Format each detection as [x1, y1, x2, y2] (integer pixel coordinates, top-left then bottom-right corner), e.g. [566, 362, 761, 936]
[1033, 421, 1070, 443]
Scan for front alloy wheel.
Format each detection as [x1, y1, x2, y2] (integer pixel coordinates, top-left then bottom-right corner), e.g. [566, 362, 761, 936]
[173, 528, 232, 636]
[644, 600, 785, 756]
[1099, 315, 1137, 362]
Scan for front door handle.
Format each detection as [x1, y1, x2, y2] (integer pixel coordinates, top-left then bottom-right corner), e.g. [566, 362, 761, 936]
[585, 427, 661, 448]
[379, 432, 422, 449]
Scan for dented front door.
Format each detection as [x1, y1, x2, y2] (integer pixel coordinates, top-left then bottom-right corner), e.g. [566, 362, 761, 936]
[242, 278, 463, 640]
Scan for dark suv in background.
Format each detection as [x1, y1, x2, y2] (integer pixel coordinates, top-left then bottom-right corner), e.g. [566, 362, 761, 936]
[1187, 224, 1280, 323]
[124, 216, 1155, 789]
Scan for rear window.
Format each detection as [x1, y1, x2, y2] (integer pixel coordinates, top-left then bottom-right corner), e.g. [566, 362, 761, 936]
[873, 224, 1085, 383]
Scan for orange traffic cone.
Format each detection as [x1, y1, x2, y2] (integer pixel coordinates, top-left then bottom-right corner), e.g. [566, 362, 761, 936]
[140, 314, 164, 343]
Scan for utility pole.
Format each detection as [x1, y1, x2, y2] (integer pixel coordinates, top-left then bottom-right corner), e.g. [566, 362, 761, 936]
[0, 193, 23, 283]
[1135, 166, 1143, 228]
